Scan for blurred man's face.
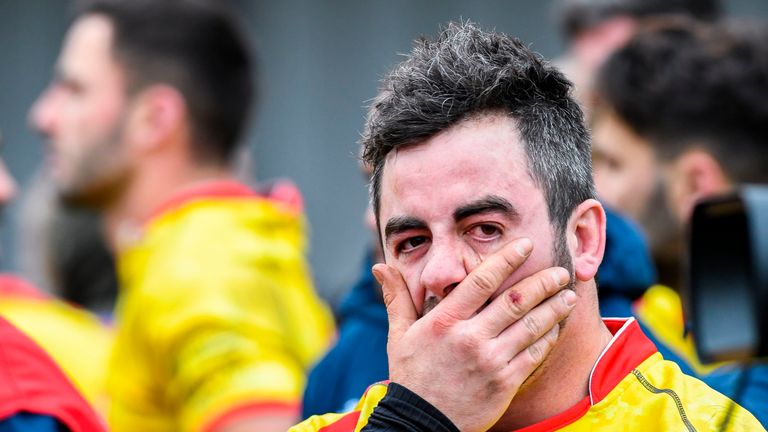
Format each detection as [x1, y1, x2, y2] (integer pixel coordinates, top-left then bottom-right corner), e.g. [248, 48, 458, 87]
[30, 14, 132, 207]
[591, 106, 683, 284]
[591, 108, 659, 220]
[377, 113, 568, 316]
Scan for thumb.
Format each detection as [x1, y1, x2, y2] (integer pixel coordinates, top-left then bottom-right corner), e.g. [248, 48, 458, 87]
[373, 263, 417, 342]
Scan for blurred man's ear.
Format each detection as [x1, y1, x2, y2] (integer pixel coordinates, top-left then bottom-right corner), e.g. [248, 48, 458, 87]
[126, 85, 187, 154]
[666, 149, 730, 223]
[569, 199, 606, 282]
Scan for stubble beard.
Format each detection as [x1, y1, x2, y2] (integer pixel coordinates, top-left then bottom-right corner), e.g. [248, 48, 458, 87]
[55, 117, 130, 210]
[517, 227, 574, 391]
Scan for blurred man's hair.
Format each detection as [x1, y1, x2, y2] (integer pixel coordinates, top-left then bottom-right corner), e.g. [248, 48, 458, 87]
[361, 21, 594, 235]
[558, 0, 721, 40]
[597, 18, 768, 183]
[76, 0, 255, 166]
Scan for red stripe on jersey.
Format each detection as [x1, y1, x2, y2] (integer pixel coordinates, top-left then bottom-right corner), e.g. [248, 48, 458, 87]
[318, 410, 362, 432]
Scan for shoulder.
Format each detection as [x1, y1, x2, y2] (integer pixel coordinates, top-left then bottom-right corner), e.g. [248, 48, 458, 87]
[0, 318, 106, 432]
[291, 382, 390, 432]
[611, 354, 763, 430]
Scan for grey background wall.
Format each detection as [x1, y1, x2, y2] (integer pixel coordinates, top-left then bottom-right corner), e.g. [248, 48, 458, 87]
[2, 1, 767, 305]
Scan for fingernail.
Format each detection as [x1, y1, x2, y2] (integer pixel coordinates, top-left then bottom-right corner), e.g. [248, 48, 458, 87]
[560, 289, 577, 308]
[514, 238, 532, 257]
[551, 268, 569, 287]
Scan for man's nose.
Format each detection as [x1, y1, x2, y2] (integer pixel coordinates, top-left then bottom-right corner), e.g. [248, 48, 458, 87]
[420, 240, 468, 300]
[29, 86, 59, 136]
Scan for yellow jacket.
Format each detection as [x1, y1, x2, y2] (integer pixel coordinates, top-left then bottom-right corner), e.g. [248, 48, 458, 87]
[292, 318, 762, 431]
[109, 181, 334, 431]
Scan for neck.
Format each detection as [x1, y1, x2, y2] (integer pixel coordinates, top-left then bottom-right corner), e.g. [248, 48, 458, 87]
[103, 158, 233, 251]
[489, 283, 614, 432]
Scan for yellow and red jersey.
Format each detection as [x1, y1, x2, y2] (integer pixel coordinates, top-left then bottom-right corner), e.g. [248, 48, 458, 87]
[0, 316, 107, 431]
[292, 318, 761, 432]
[109, 180, 334, 431]
[0, 275, 113, 413]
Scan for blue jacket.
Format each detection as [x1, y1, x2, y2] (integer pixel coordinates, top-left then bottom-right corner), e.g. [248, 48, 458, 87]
[596, 206, 656, 318]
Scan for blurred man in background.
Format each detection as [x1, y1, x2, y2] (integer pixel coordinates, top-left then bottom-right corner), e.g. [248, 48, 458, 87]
[30, 1, 334, 430]
[555, 0, 723, 306]
[556, 0, 721, 112]
[593, 17, 768, 426]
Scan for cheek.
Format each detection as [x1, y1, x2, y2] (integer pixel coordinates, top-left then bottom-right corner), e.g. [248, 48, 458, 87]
[476, 234, 555, 300]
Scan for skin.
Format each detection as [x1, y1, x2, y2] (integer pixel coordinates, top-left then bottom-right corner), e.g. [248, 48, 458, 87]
[590, 106, 699, 286]
[664, 148, 732, 223]
[591, 108, 659, 220]
[30, 15, 133, 208]
[30, 15, 231, 247]
[374, 113, 613, 431]
[29, 14, 290, 432]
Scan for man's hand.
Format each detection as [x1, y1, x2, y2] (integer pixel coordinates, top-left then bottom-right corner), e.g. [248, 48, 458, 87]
[372, 238, 576, 432]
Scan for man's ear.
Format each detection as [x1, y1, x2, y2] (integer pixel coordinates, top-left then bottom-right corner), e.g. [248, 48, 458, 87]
[668, 149, 730, 221]
[125, 84, 186, 153]
[568, 199, 606, 282]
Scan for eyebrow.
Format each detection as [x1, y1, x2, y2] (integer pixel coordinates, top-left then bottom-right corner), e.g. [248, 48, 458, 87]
[384, 216, 428, 243]
[453, 195, 519, 222]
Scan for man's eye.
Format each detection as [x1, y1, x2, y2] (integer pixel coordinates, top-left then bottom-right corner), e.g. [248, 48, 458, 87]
[467, 224, 501, 240]
[399, 236, 428, 253]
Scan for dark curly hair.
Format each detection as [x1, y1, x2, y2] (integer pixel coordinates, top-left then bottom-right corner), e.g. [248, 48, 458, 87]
[597, 18, 768, 183]
[558, 0, 721, 40]
[361, 21, 595, 235]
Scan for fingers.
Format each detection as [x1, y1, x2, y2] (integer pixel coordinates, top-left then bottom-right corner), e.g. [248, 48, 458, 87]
[496, 286, 576, 360]
[504, 324, 561, 388]
[433, 238, 533, 322]
[476, 266, 571, 337]
[373, 263, 418, 343]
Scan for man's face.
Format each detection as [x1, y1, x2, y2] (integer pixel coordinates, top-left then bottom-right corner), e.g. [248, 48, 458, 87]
[591, 107, 684, 281]
[591, 108, 659, 220]
[30, 14, 132, 207]
[378, 113, 565, 316]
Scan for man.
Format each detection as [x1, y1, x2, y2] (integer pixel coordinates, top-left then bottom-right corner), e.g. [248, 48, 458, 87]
[30, 1, 334, 431]
[555, 0, 720, 111]
[556, 0, 721, 287]
[593, 17, 768, 425]
[292, 22, 761, 431]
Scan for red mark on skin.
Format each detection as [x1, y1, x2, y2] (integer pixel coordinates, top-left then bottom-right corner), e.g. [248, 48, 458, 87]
[508, 290, 523, 305]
